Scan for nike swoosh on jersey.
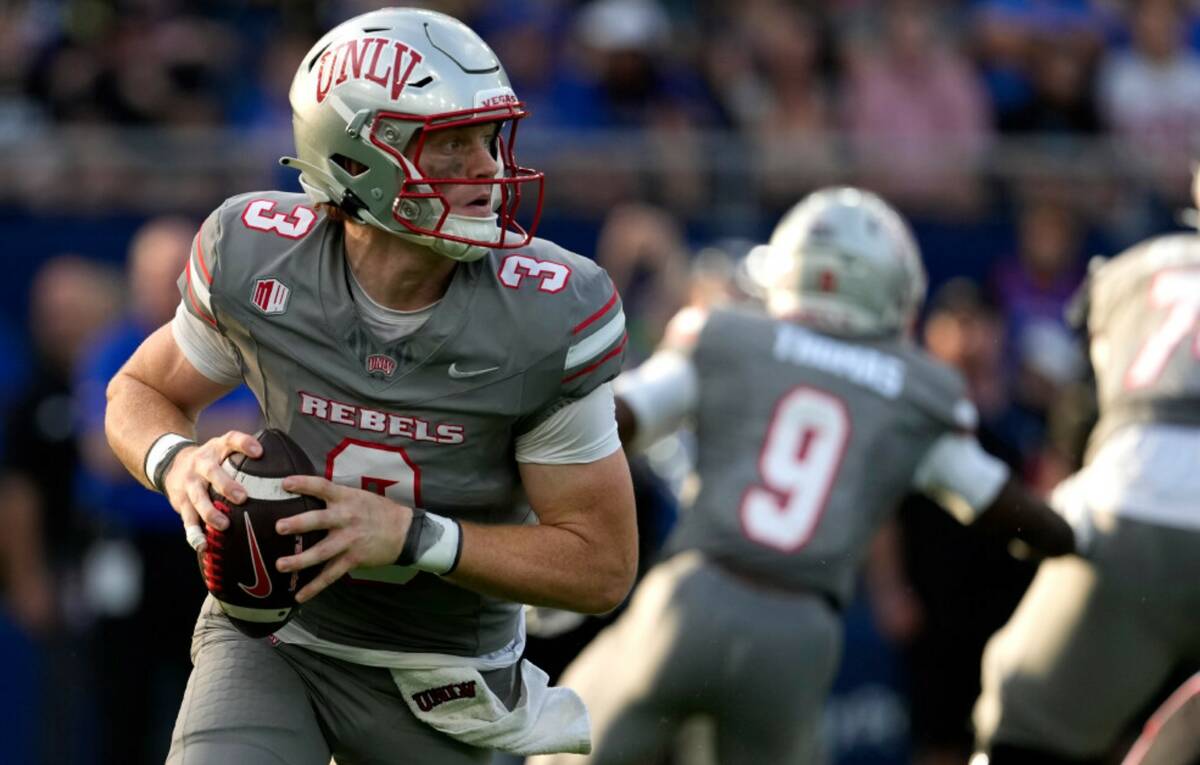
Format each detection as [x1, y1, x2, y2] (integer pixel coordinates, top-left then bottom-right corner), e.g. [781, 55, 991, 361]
[238, 516, 273, 599]
[448, 363, 500, 379]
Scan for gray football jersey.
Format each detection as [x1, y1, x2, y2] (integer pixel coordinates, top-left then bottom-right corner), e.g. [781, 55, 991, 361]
[665, 309, 974, 606]
[179, 191, 626, 656]
[1086, 233, 1200, 451]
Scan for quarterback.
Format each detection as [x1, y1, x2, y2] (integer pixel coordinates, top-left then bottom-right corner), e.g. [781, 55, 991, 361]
[533, 188, 1081, 765]
[104, 9, 636, 764]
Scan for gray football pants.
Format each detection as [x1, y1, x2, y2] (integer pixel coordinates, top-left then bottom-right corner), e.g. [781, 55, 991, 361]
[532, 551, 842, 765]
[167, 596, 517, 765]
[974, 517, 1200, 758]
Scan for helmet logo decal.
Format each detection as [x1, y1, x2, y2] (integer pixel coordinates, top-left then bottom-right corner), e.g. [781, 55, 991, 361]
[316, 37, 424, 104]
[819, 270, 837, 292]
[475, 87, 518, 109]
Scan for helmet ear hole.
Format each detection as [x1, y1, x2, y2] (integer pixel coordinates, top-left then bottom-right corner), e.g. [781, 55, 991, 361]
[331, 154, 369, 177]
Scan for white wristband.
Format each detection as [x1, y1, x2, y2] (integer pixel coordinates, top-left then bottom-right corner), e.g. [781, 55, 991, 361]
[144, 433, 196, 491]
[418, 512, 462, 575]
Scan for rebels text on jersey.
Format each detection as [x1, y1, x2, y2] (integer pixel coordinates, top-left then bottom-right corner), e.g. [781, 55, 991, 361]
[178, 191, 626, 655]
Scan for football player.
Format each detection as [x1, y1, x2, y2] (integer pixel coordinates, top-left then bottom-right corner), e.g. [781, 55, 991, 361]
[972, 179, 1200, 764]
[531, 187, 1082, 765]
[103, 9, 637, 764]
[1122, 672, 1200, 765]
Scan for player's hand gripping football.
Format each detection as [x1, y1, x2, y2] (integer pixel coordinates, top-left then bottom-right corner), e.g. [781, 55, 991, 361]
[272, 477, 415, 602]
[162, 430, 262, 544]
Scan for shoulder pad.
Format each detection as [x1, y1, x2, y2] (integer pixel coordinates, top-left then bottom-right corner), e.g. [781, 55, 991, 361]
[489, 238, 627, 399]
[178, 192, 326, 326]
[898, 347, 977, 433]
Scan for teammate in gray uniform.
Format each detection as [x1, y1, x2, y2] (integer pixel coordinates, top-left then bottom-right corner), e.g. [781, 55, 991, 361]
[532, 188, 1080, 765]
[103, 9, 637, 764]
[972, 180, 1200, 764]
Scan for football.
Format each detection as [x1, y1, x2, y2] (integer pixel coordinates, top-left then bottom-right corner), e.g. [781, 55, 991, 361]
[201, 428, 326, 638]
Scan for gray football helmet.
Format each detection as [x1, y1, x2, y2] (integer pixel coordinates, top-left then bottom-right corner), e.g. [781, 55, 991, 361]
[282, 8, 544, 262]
[747, 187, 926, 336]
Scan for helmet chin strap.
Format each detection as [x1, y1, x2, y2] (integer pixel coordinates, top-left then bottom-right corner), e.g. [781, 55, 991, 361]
[281, 154, 507, 263]
[394, 216, 496, 263]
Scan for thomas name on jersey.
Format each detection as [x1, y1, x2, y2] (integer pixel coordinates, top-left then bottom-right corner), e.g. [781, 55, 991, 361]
[773, 323, 906, 399]
[298, 390, 466, 444]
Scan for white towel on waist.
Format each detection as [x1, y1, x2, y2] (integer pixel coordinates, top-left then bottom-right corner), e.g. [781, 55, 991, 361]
[392, 659, 591, 756]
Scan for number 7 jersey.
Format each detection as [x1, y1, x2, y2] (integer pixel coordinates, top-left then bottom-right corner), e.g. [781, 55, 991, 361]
[178, 191, 627, 656]
[1084, 233, 1200, 453]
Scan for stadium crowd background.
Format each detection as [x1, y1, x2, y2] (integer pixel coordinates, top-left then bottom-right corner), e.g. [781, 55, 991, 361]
[0, 0, 1197, 763]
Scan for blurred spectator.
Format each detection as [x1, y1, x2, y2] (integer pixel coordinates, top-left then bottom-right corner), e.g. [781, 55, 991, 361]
[706, 1, 840, 207]
[1003, 36, 1101, 135]
[0, 254, 122, 765]
[971, 2, 1034, 127]
[993, 198, 1083, 340]
[689, 238, 767, 311]
[0, 4, 48, 141]
[227, 31, 313, 134]
[1098, 0, 1200, 191]
[2, 255, 122, 634]
[557, 0, 717, 130]
[592, 203, 691, 361]
[74, 218, 261, 765]
[842, 0, 994, 215]
[991, 198, 1086, 446]
[971, 0, 1103, 131]
[474, 0, 568, 121]
[546, 0, 719, 213]
[897, 279, 1038, 765]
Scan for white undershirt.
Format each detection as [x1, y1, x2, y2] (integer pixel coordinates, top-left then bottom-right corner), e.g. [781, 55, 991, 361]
[1051, 423, 1200, 531]
[170, 303, 620, 464]
[615, 350, 1009, 521]
[346, 265, 440, 343]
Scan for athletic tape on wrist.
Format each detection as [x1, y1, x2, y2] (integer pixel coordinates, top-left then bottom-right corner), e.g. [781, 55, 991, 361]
[394, 509, 462, 575]
[144, 433, 197, 494]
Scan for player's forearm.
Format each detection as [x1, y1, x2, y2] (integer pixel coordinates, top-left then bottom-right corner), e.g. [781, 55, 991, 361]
[973, 479, 1076, 557]
[105, 370, 199, 489]
[446, 519, 637, 614]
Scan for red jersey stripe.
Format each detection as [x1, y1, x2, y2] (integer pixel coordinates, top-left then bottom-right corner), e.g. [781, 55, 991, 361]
[572, 284, 618, 335]
[186, 261, 217, 327]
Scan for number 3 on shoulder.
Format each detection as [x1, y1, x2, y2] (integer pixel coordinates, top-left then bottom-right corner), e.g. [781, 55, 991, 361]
[499, 254, 571, 293]
[242, 199, 318, 239]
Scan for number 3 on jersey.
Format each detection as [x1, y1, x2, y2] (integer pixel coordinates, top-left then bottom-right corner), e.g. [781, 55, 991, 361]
[242, 199, 317, 239]
[739, 387, 850, 551]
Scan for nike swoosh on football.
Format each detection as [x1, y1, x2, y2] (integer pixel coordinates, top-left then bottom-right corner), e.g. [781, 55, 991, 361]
[239, 517, 273, 599]
[448, 363, 499, 379]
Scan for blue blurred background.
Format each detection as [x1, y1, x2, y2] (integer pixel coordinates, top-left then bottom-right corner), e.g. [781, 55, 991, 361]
[1, 1, 1196, 763]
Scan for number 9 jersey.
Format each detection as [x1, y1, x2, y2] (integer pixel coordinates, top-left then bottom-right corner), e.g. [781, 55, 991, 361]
[175, 191, 627, 656]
